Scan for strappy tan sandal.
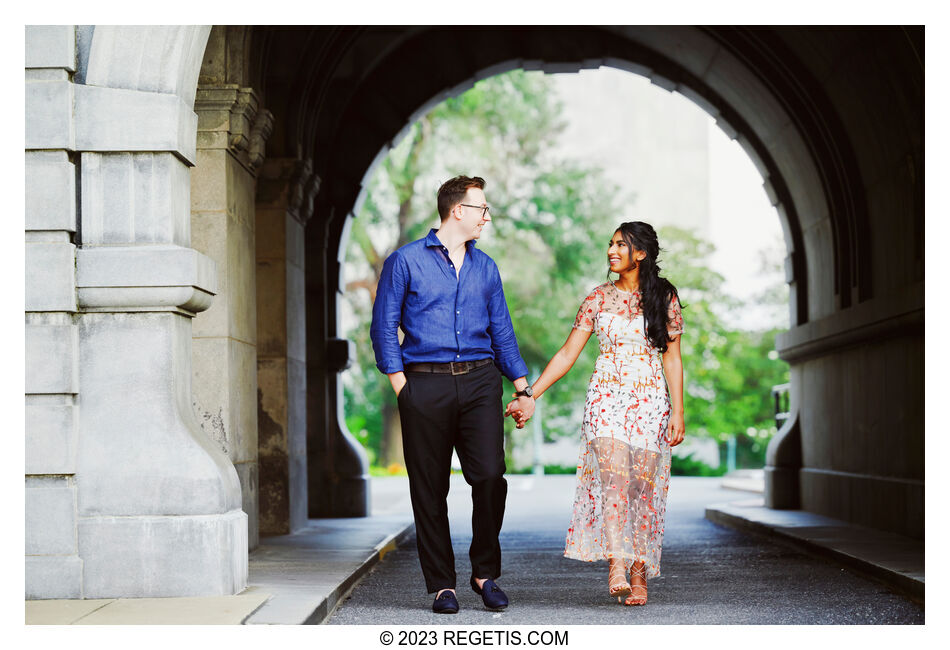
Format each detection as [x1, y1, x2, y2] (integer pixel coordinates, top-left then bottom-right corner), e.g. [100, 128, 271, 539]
[624, 563, 648, 606]
[608, 559, 631, 600]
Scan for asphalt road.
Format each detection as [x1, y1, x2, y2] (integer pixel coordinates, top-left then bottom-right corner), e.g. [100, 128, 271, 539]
[328, 475, 923, 625]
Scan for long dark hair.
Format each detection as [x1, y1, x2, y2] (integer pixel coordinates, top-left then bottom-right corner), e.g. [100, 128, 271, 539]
[609, 221, 681, 353]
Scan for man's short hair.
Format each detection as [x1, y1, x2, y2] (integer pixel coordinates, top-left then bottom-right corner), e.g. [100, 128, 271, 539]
[437, 175, 486, 221]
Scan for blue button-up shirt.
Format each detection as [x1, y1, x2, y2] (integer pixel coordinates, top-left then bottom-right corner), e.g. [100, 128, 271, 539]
[370, 229, 529, 381]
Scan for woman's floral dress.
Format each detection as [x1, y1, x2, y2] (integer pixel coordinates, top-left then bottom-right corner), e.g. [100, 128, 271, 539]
[563, 281, 684, 578]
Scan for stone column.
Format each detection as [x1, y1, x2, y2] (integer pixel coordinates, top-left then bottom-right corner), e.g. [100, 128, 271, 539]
[26, 24, 248, 599]
[254, 158, 318, 534]
[308, 211, 370, 518]
[25, 25, 82, 599]
[190, 84, 274, 549]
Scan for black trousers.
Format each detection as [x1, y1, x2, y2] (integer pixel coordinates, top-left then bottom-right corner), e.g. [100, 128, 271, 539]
[397, 362, 508, 593]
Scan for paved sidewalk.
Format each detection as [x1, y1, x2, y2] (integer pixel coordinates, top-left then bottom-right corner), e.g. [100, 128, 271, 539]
[705, 498, 924, 602]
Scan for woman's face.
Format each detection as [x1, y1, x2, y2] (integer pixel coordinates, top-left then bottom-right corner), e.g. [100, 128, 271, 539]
[608, 230, 642, 273]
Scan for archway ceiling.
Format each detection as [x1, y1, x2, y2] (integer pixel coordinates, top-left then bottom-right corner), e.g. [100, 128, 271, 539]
[252, 26, 922, 317]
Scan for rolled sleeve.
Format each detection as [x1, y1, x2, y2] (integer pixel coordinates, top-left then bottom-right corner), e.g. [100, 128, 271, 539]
[370, 252, 408, 374]
[486, 264, 529, 381]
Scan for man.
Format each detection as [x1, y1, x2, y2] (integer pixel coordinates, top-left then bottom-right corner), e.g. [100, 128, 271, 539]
[370, 175, 536, 614]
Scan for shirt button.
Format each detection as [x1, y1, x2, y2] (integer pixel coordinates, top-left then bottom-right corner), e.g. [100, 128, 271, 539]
[456, 354, 460, 358]
[457, 331, 460, 334]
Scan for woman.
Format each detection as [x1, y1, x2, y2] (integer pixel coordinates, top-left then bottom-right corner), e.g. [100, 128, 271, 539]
[506, 221, 685, 606]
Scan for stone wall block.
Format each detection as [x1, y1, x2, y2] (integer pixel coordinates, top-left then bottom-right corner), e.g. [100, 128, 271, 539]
[191, 210, 230, 337]
[80, 152, 193, 246]
[26, 401, 79, 475]
[228, 153, 256, 229]
[25, 25, 77, 71]
[255, 259, 288, 356]
[287, 356, 308, 531]
[287, 263, 307, 363]
[25, 242, 76, 312]
[191, 149, 229, 213]
[231, 340, 259, 464]
[286, 214, 306, 273]
[26, 556, 83, 599]
[257, 357, 288, 535]
[78, 509, 247, 598]
[228, 214, 256, 345]
[25, 151, 77, 232]
[76, 245, 216, 290]
[192, 337, 232, 455]
[255, 206, 286, 260]
[26, 323, 78, 395]
[25, 80, 73, 150]
[25, 481, 78, 555]
[74, 84, 198, 165]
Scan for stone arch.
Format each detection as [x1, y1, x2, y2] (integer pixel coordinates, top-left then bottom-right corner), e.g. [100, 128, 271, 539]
[275, 27, 920, 536]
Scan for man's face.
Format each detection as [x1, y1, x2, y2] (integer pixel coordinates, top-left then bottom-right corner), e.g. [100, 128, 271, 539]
[458, 187, 491, 240]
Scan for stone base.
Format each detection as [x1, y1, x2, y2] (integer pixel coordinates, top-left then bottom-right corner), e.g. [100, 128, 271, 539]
[26, 556, 83, 599]
[78, 509, 248, 598]
[800, 468, 924, 540]
[764, 465, 800, 509]
[311, 475, 369, 518]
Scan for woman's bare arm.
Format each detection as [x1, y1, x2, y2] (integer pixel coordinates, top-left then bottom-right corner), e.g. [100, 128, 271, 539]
[506, 327, 593, 427]
[662, 335, 685, 445]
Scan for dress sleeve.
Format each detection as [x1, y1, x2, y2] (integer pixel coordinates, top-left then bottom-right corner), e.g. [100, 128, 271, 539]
[573, 287, 602, 332]
[667, 292, 684, 337]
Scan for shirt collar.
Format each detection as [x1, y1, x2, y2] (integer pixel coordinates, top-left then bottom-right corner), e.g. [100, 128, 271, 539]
[425, 228, 476, 251]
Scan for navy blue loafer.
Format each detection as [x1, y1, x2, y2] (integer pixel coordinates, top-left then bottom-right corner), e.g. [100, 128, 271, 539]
[432, 590, 459, 614]
[471, 576, 509, 610]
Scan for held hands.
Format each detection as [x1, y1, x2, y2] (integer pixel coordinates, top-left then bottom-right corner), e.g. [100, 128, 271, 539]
[667, 410, 686, 446]
[505, 395, 536, 429]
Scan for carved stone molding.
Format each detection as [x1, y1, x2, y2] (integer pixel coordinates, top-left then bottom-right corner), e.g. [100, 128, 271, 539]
[76, 245, 217, 316]
[257, 157, 321, 225]
[194, 84, 273, 175]
[288, 158, 321, 226]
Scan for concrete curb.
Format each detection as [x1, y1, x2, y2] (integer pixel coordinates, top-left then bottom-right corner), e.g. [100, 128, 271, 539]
[255, 520, 416, 625]
[313, 521, 416, 624]
[705, 501, 924, 604]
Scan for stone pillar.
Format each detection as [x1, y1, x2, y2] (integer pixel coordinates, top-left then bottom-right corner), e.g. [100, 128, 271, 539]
[26, 24, 248, 599]
[25, 25, 82, 599]
[308, 211, 370, 517]
[191, 83, 274, 549]
[254, 158, 317, 534]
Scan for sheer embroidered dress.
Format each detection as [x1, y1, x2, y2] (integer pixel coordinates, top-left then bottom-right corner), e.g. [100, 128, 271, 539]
[564, 281, 684, 578]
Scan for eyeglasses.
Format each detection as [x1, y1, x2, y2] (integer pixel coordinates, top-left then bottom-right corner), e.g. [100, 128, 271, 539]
[460, 203, 491, 218]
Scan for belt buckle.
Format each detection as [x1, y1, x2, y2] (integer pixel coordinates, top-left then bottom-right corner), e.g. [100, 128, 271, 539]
[450, 361, 467, 375]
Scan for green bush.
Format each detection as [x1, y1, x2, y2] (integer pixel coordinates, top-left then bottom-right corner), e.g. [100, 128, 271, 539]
[671, 453, 727, 477]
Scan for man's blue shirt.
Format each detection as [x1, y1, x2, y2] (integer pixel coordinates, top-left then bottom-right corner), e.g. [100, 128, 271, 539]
[370, 229, 529, 381]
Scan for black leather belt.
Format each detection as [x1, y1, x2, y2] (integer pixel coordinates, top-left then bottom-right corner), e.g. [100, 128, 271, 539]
[405, 358, 493, 375]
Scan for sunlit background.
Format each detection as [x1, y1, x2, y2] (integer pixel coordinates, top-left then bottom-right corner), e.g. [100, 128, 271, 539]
[340, 67, 789, 478]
